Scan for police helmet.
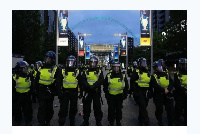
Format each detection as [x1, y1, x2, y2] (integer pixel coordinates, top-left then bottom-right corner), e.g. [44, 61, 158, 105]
[36, 61, 43, 69]
[158, 59, 165, 68]
[179, 58, 187, 70]
[138, 57, 147, 68]
[133, 61, 137, 68]
[15, 61, 29, 75]
[44, 51, 56, 65]
[111, 61, 121, 67]
[89, 56, 98, 68]
[66, 55, 76, 68]
[153, 61, 163, 72]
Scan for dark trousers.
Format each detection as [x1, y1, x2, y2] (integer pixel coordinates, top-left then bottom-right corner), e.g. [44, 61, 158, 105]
[13, 92, 33, 125]
[37, 86, 54, 125]
[83, 92, 103, 122]
[58, 91, 78, 125]
[134, 88, 149, 125]
[175, 94, 187, 125]
[153, 93, 175, 125]
[107, 94, 123, 122]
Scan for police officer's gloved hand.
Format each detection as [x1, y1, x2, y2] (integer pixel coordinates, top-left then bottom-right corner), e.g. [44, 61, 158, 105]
[123, 94, 127, 100]
[146, 91, 153, 99]
[58, 92, 64, 100]
[78, 92, 83, 99]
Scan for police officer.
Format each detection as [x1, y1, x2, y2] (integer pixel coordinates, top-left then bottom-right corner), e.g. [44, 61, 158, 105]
[103, 61, 128, 126]
[130, 57, 151, 126]
[174, 58, 187, 125]
[34, 51, 58, 126]
[57, 56, 82, 126]
[81, 56, 104, 126]
[12, 61, 33, 126]
[31, 61, 43, 103]
[158, 59, 168, 73]
[128, 61, 138, 97]
[151, 61, 175, 126]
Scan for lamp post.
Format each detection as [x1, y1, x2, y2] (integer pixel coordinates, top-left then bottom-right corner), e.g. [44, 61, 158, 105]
[114, 32, 128, 71]
[77, 32, 92, 67]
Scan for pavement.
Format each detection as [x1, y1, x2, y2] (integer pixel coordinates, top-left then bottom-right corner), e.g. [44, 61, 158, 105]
[12, 67, 185, 126]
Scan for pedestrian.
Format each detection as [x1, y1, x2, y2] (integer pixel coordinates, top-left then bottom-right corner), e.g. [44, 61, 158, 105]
[34, 51, 58, 126]
[130, 57, 151, 126]
[174, 58, 187, 125]
[81, 56, 104, 126]
[57, 55, 82, 126]
[151, 61, 175, 126]
[103, 61, 128, 126]
[12, 61, 33, 126]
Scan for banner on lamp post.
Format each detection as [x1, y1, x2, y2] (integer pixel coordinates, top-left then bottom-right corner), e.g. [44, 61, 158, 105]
[85, 45, 90, 59]
[140, 10, 151, 46]
[114, 45, 119, 60]
[78, 35, 84, 56]
[121, 36, 127, 56]
[58, 10, 68, 46]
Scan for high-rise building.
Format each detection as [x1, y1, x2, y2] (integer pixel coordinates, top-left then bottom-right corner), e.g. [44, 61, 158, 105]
[152, 10, 170, 33]
[128, 37, 134, 63]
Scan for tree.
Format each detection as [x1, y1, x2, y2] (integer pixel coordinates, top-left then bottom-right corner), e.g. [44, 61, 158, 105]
[162, 10, 187, 60]
[12, 10, 43, 64]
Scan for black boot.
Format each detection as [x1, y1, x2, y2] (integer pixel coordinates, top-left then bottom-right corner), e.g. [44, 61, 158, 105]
[46, 121, 50, 126]
[116, 121, 121, 126]
[158, 121, 164, 126]
[96, 121, 102, 126]
[70, 119, 75, 126]
[108, 121, 114, 126]
[81, 121, 89, 126]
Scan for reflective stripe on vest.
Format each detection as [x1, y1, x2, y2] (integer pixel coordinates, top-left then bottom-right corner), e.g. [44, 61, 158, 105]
[136, 69, 150, 87]
[62, 69, 78, 88]
[39, 66, 57, 85]
[178, 73, 187, 89]
[86, 70, 101, 86]
[154, 74, 169, 89]
[107, 73, 125, 95]
[13, 76, 31, 93]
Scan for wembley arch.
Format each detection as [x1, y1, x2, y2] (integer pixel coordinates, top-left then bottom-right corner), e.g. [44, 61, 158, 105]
[71, 16, 139, 44]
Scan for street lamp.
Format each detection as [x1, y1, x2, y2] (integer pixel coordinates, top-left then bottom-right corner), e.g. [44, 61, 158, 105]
[113, 32, 128, 71]
[77, 32, 92, 66]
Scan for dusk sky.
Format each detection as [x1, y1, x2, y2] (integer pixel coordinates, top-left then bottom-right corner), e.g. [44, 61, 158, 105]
[68, 10, 140, 45]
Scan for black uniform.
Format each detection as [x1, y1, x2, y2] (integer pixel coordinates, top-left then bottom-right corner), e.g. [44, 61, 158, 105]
[57, 67, 82, 126]
[12, 73, 33, 126]
[150, 71, 175, 125]
[174, 69, 187, 125]
[103, 71, 128, 125]
[34, 64, 59, 125]
[130, 67, 151, 125]
[81, 68, 104, 125]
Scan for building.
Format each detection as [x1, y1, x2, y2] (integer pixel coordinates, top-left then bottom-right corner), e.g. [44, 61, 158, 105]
[127, 37, 134, 63]
[152, 10, 170, 33]
[68, 29, 78, 55]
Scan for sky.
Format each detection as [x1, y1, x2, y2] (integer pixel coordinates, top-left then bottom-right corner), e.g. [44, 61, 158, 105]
[68, 10, 140, 45]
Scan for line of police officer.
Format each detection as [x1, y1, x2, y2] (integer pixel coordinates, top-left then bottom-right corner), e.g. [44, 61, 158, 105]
[128, 57, 187, 126]
[12, 50, 187, 126]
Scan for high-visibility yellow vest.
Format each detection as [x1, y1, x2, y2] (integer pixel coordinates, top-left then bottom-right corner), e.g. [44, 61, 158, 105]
[39, 66, 57, 85]
[107, 73, 125, 95]
[13, 75, 31, 93]
[178, 73, 187, 89]
[154, 74, 169, 89]
[62, 69, 79, 88]
[86, 70, 101, 86]
[136, 69, 150, 87]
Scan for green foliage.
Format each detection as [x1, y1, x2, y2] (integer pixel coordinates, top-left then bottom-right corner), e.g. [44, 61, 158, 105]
[12, 10, 43, 64]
